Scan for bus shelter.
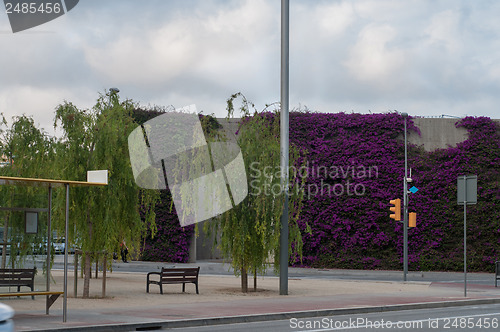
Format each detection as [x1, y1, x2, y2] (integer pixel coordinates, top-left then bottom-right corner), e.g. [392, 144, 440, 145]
[0, 175, 107, 322]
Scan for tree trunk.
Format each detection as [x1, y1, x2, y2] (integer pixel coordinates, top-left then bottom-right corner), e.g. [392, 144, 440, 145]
[253, 269, 257, 291]
[1, 215, 8, 269]
[241, 266, 248, 293]
[74, 251, 78, 298]
[83, 253, 91, 298]
[80, 253, 84, 278]
[102, 255, 107, 298]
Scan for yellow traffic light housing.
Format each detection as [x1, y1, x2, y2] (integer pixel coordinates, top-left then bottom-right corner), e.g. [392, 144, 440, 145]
[409, 212, 416, 227]
[389, 199, 401, 221]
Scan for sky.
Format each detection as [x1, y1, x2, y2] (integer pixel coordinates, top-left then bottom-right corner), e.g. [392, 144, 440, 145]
[1, 0, 500, 137]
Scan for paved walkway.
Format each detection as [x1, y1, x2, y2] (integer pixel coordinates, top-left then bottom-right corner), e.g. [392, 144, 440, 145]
[4, 261, 500, 331]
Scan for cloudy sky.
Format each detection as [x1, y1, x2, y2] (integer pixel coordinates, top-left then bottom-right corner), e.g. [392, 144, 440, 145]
[1, 0, 499, 136]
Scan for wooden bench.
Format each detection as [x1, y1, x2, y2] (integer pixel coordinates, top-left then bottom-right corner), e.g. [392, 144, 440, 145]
[0, 268, 63, 309]
[147, 267, 200, 294]
[0, 268, 36, 299]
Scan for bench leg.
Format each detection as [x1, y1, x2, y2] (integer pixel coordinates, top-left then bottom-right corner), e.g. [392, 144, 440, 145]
[195, 282, 199, 294]
[146, 281, 163, 294]
[47, 294, 61, 310]
[182, 283, 185, 293]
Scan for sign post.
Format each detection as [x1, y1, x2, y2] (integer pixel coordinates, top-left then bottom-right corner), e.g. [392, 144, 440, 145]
[457, 174, 477, 297]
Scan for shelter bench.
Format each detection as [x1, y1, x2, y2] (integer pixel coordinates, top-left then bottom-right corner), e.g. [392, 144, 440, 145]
[0, 268, 63, 309]
[0, 268, 36, 299]
[147, 267, 200, 294]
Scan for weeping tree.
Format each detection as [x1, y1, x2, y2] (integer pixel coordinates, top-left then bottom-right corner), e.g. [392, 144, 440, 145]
[0, 115, 56, 269]
[203, 93, 308, 292]
[53, 92, 158, 298]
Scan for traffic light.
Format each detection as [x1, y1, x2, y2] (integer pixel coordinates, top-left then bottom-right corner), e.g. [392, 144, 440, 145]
[389, 199, 401, 221]
[409, 212, 416, 227]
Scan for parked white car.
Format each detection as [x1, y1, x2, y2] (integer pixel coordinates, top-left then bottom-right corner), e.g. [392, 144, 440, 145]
[53, 239, 65, 254]
[0, 303, 14, 331]
[53, 239, 76, 254]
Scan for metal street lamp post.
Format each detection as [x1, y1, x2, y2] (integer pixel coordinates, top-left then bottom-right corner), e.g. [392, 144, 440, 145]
[109, 88, 120, 107]
[279, 0, 289, 296]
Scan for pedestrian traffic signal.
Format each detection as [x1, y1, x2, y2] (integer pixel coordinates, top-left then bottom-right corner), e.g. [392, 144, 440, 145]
[389, 199, 401, 221]
[409, 212, 416, 227]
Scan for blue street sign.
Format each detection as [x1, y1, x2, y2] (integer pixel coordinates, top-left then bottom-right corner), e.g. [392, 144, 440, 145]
[409, 186, 418, 194]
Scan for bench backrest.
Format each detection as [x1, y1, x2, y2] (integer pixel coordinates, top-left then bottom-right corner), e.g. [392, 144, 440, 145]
[0, 268, 36, 278]
[0, 268, 36, 284]
[160, 267, 199, 282]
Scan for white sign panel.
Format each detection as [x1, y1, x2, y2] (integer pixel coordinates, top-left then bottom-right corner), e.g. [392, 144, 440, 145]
[87, 170, 108, 184]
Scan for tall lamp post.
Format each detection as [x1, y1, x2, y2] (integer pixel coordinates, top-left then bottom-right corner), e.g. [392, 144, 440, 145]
[401, 112, 409, 281]
[279, 0, 289, 295]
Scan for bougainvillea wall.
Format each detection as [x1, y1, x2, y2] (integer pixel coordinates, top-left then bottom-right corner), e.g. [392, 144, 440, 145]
[140, 190, 194, 263]
[134, 107, 500, 271]
[132, 109, 221, 263]
[132, 108, 194, 263]
[289, 113, 500, 272]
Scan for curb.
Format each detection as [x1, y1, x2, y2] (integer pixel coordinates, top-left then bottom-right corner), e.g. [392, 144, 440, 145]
[35, 297, 500, 332]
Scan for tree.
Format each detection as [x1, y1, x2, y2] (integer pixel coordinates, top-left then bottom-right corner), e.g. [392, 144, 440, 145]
[0, 115, 55, 269]
[204, 93, 308, 292]
[53, 92, 158, 298]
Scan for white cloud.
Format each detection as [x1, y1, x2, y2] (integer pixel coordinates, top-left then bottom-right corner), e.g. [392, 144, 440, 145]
[83, 21, 197, 84]
[80, 0, 277, 100]
[344, 24, 405, 84]
[315, 2, 355, 37]
[424, 9, 462, 54]
[194, 0, 277, 87]
[1, 0, 500, 132]
[0, 86, 90, 135]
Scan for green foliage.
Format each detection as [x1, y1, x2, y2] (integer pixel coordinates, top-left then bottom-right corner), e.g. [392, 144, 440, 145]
[51, 93, 158, 258]
[204, 93, 308, 290]
[0, 114, 56, 268]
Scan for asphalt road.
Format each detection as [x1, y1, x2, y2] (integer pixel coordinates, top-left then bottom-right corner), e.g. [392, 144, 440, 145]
[164, 303, 500, 332]
[37, 255, 497, 286]
[13, 254, 498, 286]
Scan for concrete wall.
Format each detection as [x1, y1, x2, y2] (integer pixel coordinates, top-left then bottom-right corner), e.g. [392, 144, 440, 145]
[408, 118, 500, 151]
[218, 117, 500, 152]
[193, 118, 237, 261]
[408, 118, 467, 151]
[195, 220, 222, 260]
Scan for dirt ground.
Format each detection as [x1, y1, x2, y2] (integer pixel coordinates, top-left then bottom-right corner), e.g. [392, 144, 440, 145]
[2, 269, 433, 313]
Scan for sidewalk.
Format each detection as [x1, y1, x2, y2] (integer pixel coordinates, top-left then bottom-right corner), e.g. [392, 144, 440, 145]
[4, 262, 500, 331]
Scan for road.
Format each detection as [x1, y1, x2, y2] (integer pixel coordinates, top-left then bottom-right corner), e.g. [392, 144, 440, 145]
[16, 254, 498, 286]
[165, 304, 500, 331]
[36, 255, 496, 286]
